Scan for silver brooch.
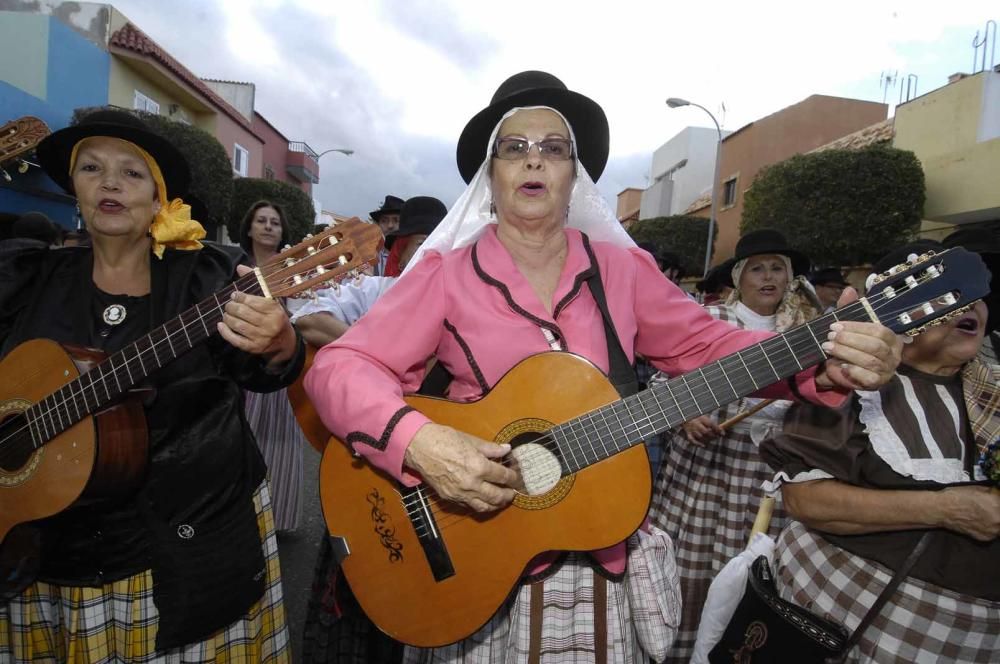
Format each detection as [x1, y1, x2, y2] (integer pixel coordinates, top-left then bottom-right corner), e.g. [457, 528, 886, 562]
[102, 304, 127, 326]
[177, 524, 195, 539]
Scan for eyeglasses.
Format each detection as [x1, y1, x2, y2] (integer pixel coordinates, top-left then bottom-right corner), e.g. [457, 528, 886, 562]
[493, 137, 574, 161]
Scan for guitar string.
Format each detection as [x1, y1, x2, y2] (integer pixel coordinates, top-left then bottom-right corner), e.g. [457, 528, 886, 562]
[472, 285, 943, 481]
[0, 268, 947, 467]
[393, 281, 959, 531]
[0, 250, 367, 460]
[0, 273, 946, 476]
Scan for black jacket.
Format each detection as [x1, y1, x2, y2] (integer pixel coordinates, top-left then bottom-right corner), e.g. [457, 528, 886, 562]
[0, 243, 304, 649]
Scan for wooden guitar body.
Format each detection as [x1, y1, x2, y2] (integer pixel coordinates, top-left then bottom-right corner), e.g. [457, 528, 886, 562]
[319, 352, 651, 647]
[0, 339, 147, 594]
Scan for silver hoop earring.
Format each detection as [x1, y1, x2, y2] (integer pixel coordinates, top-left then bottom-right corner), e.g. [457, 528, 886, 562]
[74, 203, 82, 230]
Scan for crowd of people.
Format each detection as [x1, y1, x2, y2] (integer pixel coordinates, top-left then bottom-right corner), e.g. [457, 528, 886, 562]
[0, 70, 997, 664]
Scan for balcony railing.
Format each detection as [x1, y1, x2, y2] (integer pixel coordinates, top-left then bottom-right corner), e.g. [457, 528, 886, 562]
[288, 141, 319, 161]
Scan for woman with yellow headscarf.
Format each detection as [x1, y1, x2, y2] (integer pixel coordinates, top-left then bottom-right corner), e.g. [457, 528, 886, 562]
[0, 109, 301, 661]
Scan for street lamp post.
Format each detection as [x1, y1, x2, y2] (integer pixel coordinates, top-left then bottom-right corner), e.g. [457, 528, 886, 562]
[316, 147, 354, 159]
[666, 97, 721, 277]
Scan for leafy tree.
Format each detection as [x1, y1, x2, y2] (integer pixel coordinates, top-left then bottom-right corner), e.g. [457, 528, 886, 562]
[72, 106, 233, 240]
[229, 177, 316, 244]
[627, 215, 717, 276]
[741, 146, 924, 267]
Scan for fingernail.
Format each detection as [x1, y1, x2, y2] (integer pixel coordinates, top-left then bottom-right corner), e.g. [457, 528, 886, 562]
[230, 291, 237, 300]
[827, 330, 837, 341]
[830, 323, 844, 332]
[821, 342, 834, 352]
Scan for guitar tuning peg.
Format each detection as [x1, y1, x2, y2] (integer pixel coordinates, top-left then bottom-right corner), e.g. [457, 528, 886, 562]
[305, 234, 314, 239]
[282, 244, 292, 251]
[17, 160, 29, 174]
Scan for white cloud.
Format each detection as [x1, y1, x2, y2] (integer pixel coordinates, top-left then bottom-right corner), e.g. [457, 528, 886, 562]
[101, 0, 994, 214]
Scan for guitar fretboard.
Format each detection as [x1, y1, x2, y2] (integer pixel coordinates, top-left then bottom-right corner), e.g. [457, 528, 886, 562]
[549, 302, 871, 474]
[24, 273, 265, 448]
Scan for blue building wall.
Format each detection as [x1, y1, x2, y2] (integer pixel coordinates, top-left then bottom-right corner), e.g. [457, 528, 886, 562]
[0, 14, 110, 229]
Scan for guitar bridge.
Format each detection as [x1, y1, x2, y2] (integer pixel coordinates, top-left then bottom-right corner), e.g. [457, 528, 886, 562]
[403, 485, 455, 582]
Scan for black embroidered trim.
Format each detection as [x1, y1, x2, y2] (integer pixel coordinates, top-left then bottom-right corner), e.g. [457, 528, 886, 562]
[444, 319, 489, 394]
[553, 233, 599, 319]
[787, 373, 806, 402]
[471, 243, 565, 344]
[346, 406, 416, 452]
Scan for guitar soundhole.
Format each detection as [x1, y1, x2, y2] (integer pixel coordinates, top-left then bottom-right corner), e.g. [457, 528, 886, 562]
[508, 432, 563, 496]
[0, 412, 33, 472]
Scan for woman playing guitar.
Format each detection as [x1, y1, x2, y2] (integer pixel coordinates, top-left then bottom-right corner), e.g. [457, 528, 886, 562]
[0, 109, 302, 661]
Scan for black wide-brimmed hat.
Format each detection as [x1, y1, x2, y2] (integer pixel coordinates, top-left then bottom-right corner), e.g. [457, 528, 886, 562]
[369, 195, 404, 221]
[809, 267, 849, 288]
[37, 109, 190, 198]
[456, 70, 609, 184]
[390, 196, 447, 237]
[718, 228, 810, 287]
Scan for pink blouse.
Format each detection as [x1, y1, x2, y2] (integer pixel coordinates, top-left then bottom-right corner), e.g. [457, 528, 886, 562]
[306, 225, 844, 574]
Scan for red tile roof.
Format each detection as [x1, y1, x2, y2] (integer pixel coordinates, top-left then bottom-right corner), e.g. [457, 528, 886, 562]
[110, 23, 261, 139]
[808, 118, 895, 153]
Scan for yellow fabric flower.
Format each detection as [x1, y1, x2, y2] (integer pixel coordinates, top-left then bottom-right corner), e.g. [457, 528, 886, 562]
[69, 137, 205, 258]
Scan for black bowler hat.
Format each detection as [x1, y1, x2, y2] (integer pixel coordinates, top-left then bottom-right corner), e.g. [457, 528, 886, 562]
[37, 109, 190, 197]
[943, 227, 1000, 333]
[391, 196, 447, 237]
[809, 267, 849, 288]
[456, 70, 609, 184]
[369, 195, 404, 221]
[871, 239, 943, 276]
[718, 228, 810, 287]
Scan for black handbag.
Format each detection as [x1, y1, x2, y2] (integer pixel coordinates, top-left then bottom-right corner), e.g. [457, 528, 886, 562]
[708, 532, 931, 664]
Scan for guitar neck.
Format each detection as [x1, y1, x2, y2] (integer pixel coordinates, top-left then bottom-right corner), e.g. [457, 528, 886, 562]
[24, 271, 264, 447]
[553, 301, 872, 474]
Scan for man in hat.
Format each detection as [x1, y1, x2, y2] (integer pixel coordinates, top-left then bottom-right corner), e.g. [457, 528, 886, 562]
[809, 267, 850, 313]
[370, 194, 404, 276]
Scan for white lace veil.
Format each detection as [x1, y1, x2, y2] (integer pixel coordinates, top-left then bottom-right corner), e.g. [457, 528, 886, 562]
[401, 106, 634, 275]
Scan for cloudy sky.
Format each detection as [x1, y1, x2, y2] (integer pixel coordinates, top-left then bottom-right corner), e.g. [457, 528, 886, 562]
[105, 0, 994, 217]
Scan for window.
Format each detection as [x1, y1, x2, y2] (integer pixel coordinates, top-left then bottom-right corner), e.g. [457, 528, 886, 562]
[233, 144, 249, 177]
[133, 90, 160, 114]
[722, 177, 738, 207]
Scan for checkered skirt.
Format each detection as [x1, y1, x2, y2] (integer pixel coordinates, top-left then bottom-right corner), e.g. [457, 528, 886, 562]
[648, 418, 789, 663]
[0, 482, 289, 663]
[401, 528, 681, 664]
[774, 521, 1000, 663]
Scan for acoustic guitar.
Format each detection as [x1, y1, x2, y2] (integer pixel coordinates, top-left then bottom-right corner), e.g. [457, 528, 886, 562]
[0, 116, 50, 182]
[316, 247, 989, 647]
[0, 220, 383, 596]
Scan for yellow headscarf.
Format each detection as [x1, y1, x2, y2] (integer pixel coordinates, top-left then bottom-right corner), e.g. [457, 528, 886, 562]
[69, 137, 205, 258]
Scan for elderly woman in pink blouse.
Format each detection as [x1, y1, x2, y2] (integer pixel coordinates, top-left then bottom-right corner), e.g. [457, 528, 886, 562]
[305, 71, 901, 663]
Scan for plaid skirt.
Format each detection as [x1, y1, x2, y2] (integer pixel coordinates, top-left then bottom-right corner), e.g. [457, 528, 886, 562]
[0, 482, 290, 663]
[401, 527, 681, 664]
[648, 425, 788, 663]
[245, 389, 306, 532]
[300, 536, 403, 664]
[774, 521, 1000, 663]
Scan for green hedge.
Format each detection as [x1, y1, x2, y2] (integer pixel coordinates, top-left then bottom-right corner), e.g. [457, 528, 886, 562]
[72, 106, 233, 239]
[228, 177, 316, 245]
[627, 215, 717, 276]
[741, 146, 924, 266]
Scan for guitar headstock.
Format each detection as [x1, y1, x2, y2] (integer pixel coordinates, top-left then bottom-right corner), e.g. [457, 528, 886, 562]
[864, 247, 990, 336]
[261, 219, 383, 298]
[0, 116, 50, 181]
